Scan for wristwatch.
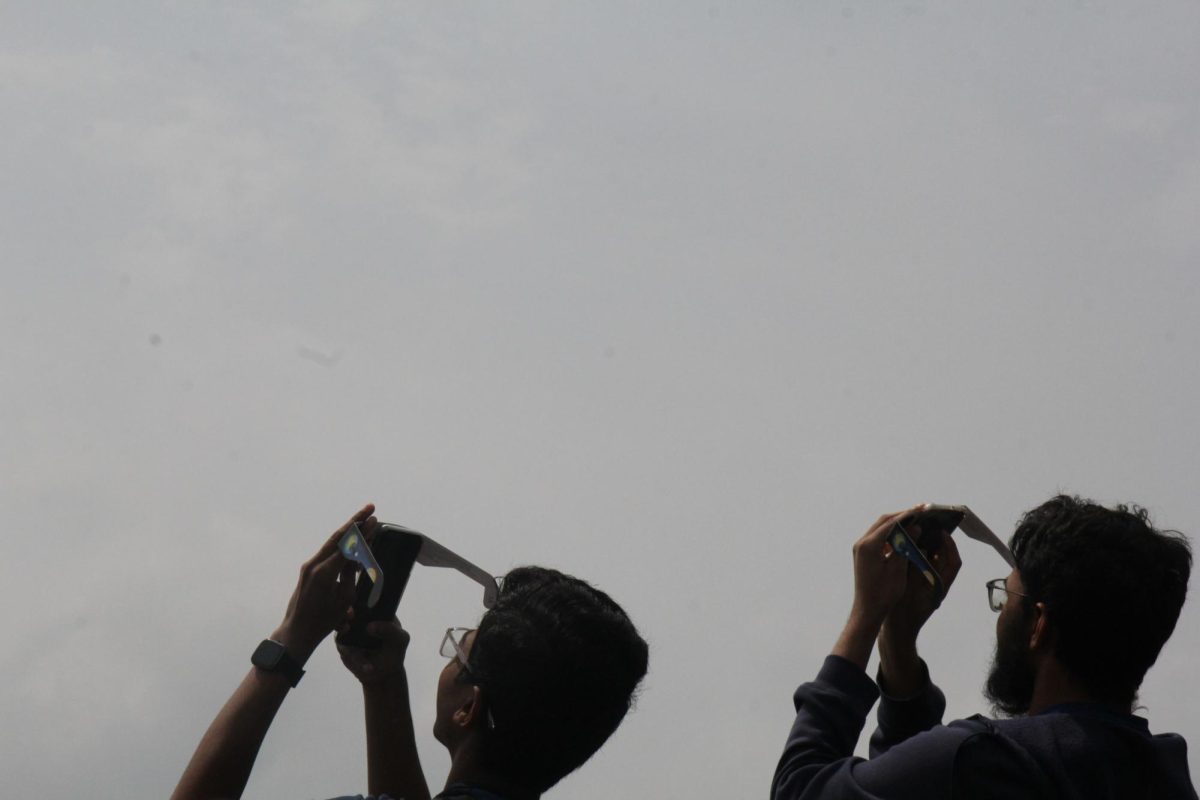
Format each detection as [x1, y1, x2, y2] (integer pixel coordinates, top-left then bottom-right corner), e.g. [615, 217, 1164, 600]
[251, 639, 306, 687]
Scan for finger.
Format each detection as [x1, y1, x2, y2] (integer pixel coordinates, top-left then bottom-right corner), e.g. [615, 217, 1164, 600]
[938, 532, 963, 586]
[866, 509, 908, 539]
[865, 505, 923, 544]
[361, 516, 380, 542]
[314, 503, 377, 561]
[856, 511, 905, 561]
[928, 531, 954, 565]
[310, 546, 350, 583]
[877, 505, 925, 536]
[336, 643, 372, 668]
[339, 652, 369, 676]
[341, 503, 377, 533]
[888, 503, 927, 529]
[868, 513, 895, 532]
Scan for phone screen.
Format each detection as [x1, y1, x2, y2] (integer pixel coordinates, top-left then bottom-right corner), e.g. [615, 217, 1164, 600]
[336, 525, 423, 649]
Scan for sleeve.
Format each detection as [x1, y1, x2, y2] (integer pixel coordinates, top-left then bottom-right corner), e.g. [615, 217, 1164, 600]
[771, 656, 971, 800]
[868, 659, 947, 757]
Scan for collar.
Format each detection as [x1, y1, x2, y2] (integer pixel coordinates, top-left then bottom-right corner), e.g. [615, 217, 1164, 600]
[1036, 702, 1149, 733]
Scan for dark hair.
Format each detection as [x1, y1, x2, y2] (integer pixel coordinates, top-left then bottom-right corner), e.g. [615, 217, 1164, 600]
[463, 566, 649, 793]
[1010, 494, 1191, 705]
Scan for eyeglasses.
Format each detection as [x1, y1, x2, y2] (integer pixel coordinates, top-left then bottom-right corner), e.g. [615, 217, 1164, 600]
[440, 627, 474, 671]
[439, 626, 497, 730]
[986, 577, 1032, 612]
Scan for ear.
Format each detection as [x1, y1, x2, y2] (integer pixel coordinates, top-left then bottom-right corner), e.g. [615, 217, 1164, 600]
[452, 685, 487, 731]
[1028, 602, 1052, 651]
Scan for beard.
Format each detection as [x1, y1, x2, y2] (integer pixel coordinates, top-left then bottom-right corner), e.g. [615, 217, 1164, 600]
[984, 602, 1037, 717]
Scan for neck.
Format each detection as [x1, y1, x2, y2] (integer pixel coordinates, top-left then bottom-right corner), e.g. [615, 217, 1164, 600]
[1027, 657, 1132, 716]
[445, 740, 540, 800]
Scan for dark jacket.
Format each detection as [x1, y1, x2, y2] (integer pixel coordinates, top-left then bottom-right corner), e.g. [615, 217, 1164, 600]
[772, 655, 1197, 799]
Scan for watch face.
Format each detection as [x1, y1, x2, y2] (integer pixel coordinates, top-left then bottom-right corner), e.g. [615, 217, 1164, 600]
[252, 639, 285, 670]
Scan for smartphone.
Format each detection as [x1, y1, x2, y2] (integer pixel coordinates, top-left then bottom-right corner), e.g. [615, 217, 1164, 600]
[889, 506, 966, 603]
[336, 524, 424, 649]
[902, 505, 966, 557]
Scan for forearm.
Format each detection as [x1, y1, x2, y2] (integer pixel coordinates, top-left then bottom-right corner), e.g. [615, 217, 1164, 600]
[172, 624, 319, 800]
[170, 668, 294, 800]
[871, 623, 944, 755]
[173, 505, 371, 800]
[868, 651, 946, 758]
[363, 674, 431, 800]
[772, 656, 880, 800]
[831, 607, 884, 671]
[876, 624, 923, 698]
[773, 610, 890, 799]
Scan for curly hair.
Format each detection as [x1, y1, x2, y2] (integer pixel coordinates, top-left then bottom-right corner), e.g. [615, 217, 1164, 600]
[463, 566, 649, 793]
[1010, 494, 1191, 705]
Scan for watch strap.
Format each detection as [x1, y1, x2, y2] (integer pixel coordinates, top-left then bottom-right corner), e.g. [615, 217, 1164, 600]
[251, 639, 306, 688]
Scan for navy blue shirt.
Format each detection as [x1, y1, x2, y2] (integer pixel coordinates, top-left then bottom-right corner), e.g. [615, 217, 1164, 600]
[772, 655, 1198, 799]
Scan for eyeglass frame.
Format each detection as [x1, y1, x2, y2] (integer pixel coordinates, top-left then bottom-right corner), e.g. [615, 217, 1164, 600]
[986, 577, 1033, 612]
[439, 627, 497, 730]
[440, 627, 475, 671]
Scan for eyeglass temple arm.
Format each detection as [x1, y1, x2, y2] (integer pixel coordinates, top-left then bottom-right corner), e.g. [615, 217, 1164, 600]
[416, 535, 500, 608]
[958, 507, 1017, 569]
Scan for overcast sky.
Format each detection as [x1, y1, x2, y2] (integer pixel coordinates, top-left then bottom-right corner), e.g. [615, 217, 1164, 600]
[2, 2, 1199, 798]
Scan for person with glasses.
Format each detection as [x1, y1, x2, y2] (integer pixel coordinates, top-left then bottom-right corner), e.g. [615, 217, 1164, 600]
[772, 495, 1196, 799]
[337, 566, 648, 800]
[170, 506, 648, 800]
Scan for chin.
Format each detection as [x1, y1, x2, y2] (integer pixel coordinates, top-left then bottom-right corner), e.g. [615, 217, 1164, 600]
[984, 664, 1033, 717]
[984, 634, 1035, 717]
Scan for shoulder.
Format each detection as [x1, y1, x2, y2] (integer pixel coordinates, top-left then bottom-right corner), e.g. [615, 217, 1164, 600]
[948, 710, 1200, 800]
[949, 718, 1056, 799]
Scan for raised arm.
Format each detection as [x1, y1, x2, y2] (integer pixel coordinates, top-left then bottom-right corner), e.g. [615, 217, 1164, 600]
[338, 618, 432, 800]
[772, 506, 964, 800]
[872, 524, 961, 754]
[171, 504, 374, 800]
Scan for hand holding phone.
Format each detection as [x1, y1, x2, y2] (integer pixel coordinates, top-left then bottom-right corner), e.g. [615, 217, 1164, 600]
[334, 519, 501, 649]
[336, 524, 423, 649]
[337, 617, 412, 685]
[889, 503, 1011, 607]
[889, 506, 970, 604]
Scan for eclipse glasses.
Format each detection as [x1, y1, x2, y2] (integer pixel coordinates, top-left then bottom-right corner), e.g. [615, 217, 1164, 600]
[338, 522, 499, 609]
[888, 504, 1016, 604]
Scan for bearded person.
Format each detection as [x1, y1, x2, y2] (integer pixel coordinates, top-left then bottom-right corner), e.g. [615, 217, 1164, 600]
[772, 495, 1196, 799]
